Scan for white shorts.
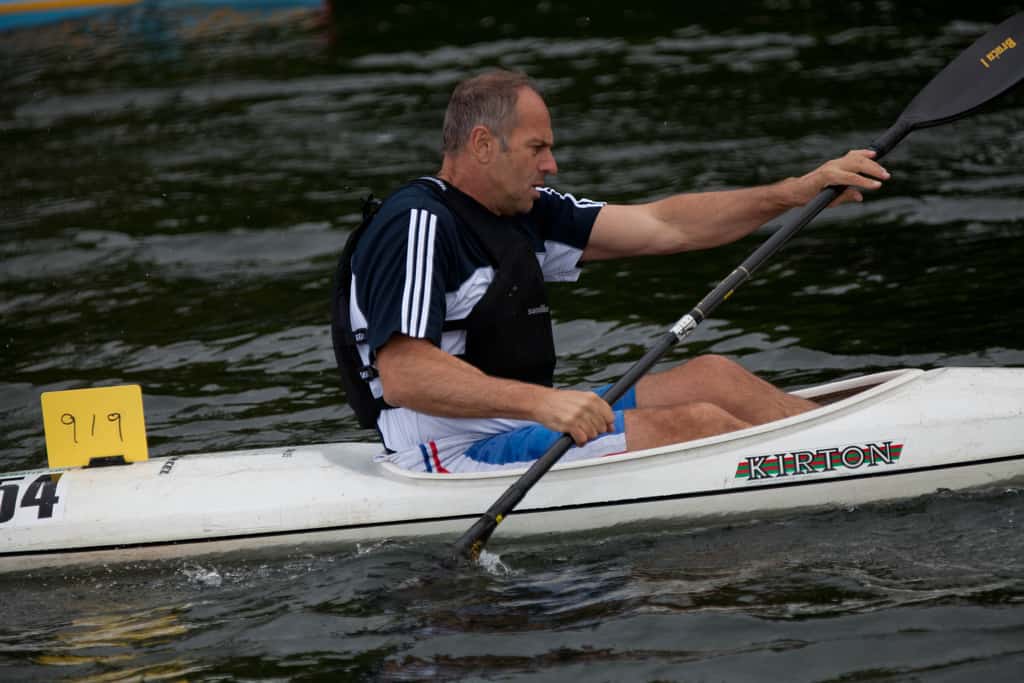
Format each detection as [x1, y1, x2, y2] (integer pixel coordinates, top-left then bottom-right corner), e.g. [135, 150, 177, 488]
[377, 385, 636, 473]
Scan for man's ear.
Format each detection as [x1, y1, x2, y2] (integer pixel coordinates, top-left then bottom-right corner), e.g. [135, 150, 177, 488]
[467, 125, 496, 163]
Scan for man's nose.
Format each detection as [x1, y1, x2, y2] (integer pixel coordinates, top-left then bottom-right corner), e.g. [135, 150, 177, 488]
[540, 150, 558, 176]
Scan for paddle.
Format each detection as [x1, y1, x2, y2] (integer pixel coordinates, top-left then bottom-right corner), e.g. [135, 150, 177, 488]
[451, 13, 1024, 562]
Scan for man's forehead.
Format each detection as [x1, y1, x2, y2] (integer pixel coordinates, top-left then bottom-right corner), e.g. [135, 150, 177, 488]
[509, 87, 553, 143]
[515, 88, 551, 119]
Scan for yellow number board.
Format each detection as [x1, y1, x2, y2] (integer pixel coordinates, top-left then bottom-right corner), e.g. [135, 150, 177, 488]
[41, 385, 149, 468]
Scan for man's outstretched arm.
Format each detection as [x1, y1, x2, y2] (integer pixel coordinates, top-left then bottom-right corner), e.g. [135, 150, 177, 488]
[582, 149, 890, 260]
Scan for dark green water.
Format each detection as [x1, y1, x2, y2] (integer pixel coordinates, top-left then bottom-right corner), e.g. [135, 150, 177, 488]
[3, 1, 1024, 679]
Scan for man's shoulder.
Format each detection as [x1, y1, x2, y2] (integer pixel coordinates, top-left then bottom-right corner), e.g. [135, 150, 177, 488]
[353, 178, 471, 274]
[528, 186, 605, 230]
[525, 185, 604, 250]
[355, 180, 457, 255]
[373, 178, 457, 229]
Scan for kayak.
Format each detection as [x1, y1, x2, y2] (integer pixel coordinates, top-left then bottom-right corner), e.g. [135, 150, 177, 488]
[3, 366, 1024, 573]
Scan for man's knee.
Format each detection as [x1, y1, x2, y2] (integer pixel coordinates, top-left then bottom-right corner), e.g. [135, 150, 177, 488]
[685, 353, 743, 377]
[625, 401, 749, 450]
[671, 400, 747, 432]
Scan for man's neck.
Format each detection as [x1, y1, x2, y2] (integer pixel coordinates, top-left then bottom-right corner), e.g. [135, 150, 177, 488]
[436, 157, 500, 215]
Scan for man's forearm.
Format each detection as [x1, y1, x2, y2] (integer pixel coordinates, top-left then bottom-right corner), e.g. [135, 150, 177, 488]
[583, 150, 886, 261]
[647, 180, 798, 251]
[376, 335, 547, 421]
[584, 179, 802, 260]
[375, 335, 616, 443]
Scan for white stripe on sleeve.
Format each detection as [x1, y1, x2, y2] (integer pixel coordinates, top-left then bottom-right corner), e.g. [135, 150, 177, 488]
[409, 210, 427, 335]
[418, 213, 437, 337]
[401, 208, 438, 338]
[401, 209, 418, 334]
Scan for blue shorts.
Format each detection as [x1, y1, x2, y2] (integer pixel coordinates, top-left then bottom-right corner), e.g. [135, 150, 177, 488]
[461, 384, 637, 467]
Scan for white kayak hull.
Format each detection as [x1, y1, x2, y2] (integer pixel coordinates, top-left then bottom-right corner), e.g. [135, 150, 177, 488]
[3, 367, 1024, 572]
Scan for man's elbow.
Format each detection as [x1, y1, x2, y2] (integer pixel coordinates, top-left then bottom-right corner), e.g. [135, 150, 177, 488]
[375, 338, 415, 407]
[379, 375, 408, 408]
[376, 357, 410, 408]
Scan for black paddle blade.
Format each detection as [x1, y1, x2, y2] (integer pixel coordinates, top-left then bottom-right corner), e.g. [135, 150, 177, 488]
[900, 13, 1024, 130]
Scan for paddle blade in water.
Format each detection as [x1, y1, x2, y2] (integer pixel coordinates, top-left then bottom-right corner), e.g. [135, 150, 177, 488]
[900, 13, 1024, 130]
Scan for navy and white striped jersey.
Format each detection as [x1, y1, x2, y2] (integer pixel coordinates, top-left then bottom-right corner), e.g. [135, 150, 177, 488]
[349, 176, 604, 451]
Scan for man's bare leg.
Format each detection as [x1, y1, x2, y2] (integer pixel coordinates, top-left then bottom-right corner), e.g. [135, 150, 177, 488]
[634, 354, 817, 425]
[623, 402, 752, 451]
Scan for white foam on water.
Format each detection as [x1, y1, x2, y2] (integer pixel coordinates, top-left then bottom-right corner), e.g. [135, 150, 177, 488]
[355, 540, 390, 556]
[180, 564, 223, 587]
[476, 550, 513, 576]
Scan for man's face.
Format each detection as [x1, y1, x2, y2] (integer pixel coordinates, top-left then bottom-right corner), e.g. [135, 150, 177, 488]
[489, 88, 558, 215]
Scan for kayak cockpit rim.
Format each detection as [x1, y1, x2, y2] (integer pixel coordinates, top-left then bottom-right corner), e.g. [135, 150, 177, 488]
[378, 368, 927, 481]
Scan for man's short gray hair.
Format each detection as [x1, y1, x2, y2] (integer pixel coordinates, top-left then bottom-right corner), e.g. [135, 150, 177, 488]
[441, 70, 537, 154]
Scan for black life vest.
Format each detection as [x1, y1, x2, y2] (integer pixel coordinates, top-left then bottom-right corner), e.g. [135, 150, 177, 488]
[331, 179, 556, 430]
[331, 194, 385, 430]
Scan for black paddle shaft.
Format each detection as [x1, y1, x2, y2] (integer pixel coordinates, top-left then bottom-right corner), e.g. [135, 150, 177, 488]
[452, 13, 1024, 562]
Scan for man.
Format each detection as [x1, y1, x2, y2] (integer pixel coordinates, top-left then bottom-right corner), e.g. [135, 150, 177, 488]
[332, 69, 888, 474]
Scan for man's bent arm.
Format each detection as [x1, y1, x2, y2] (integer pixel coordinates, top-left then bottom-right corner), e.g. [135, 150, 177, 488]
[583, 149, 889, 260]
[375, 334, 614, 445]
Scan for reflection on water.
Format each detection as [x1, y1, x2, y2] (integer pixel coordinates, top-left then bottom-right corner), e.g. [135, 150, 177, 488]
[16, 603, 193, 678]
[2, 1, 1024, 679]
